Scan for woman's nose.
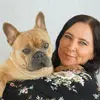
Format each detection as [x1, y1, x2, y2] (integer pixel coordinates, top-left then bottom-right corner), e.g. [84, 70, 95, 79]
[67, 41, 77, 52]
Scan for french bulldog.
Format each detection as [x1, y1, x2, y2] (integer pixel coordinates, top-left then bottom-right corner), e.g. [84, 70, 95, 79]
[0, 12, 53, 96]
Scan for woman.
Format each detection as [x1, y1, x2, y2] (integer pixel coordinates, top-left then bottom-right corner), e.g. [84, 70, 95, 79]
[51, 14, 100, 100]
[52, 14, 100, 74]
[2, 14, 100, 100]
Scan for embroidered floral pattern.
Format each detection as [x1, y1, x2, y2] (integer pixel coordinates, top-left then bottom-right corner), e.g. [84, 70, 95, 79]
[93, 93, 100, 99]
[44, 71, 91, 92]
[18, 85, 33, 95]
[2, 71, 100, 100]
[35, 95, 64, 100]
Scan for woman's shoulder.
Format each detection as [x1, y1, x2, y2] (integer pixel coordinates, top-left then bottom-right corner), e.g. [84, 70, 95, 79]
[6, 70, 96, 89]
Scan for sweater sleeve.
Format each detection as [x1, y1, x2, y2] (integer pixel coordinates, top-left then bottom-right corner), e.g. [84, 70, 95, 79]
[75, 73, 99, 100]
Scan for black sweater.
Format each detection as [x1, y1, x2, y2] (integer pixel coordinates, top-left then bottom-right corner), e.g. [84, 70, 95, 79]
[2, 71, 100, 100]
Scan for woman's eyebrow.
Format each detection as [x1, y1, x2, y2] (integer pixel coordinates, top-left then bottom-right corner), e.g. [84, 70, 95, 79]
[64, 31, 73, 36]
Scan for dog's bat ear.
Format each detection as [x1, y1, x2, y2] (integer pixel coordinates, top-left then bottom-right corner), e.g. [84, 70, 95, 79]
[35, 12, 47, 30]
[3, 22, 20, 46]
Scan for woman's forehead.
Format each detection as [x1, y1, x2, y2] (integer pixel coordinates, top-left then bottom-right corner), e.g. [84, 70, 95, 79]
[65, 22, 93, 42]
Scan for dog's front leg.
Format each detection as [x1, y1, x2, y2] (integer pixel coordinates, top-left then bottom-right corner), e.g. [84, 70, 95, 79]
[0, 70, 5, 97]
[0, 69, 12, 97]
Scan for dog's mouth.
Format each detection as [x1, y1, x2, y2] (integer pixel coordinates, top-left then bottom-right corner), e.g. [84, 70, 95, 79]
[27, 51, 52, 71]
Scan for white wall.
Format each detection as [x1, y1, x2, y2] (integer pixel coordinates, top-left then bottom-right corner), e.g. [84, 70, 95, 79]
[0, 0, 100, 84]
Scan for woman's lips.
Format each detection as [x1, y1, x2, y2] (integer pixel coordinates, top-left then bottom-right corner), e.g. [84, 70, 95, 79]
[64, 53, 76, 58]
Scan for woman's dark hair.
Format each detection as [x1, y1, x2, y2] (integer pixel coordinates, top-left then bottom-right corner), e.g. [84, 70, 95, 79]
[52, 14, 100, 74]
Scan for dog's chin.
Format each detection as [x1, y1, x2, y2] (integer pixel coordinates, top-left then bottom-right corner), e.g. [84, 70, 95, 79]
[27, 66, 50, 72]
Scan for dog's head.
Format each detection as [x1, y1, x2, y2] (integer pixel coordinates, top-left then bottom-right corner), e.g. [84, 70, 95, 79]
[3, 12, 53, 74]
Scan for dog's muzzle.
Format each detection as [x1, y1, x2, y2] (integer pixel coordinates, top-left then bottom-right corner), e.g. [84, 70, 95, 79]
[30, 51, 51, 71]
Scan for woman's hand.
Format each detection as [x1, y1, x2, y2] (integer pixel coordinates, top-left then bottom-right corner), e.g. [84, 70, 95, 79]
[54, 65, 84, 72]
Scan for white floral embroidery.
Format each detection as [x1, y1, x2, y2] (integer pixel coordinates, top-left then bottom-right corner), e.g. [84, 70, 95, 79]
[93, 93, 99, 99]
[35, 95, 64, 100]
[36, 95, 44, 100]
[58, 97, 64, 100]
[73, 75, 84, 86]
[18, 85, 34, 95]
[54, 71, 76, 80]
[45, 71, 91, 93]
[50, 85, 57, 90]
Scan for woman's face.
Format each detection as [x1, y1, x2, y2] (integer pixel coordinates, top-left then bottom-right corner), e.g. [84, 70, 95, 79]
[58, 22, 94, 66]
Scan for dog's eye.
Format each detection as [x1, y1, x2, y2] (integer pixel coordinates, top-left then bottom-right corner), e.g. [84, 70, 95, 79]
[22, 48, 31, 54]
[42, 42, 49, 49]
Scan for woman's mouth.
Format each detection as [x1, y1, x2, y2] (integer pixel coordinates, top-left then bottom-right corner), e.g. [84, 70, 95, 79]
[64, 53, 76, 58]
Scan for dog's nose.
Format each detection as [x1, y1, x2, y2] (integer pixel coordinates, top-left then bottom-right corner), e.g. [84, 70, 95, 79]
[33, 51, 45, 59]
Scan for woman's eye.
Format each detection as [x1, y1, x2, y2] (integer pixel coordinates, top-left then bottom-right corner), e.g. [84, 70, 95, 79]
[79, 41, 88, 46]
[64, 35, 72, 39]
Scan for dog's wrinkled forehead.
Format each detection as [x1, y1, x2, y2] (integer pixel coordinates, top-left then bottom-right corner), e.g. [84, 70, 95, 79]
[12, 29, 50, 50]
